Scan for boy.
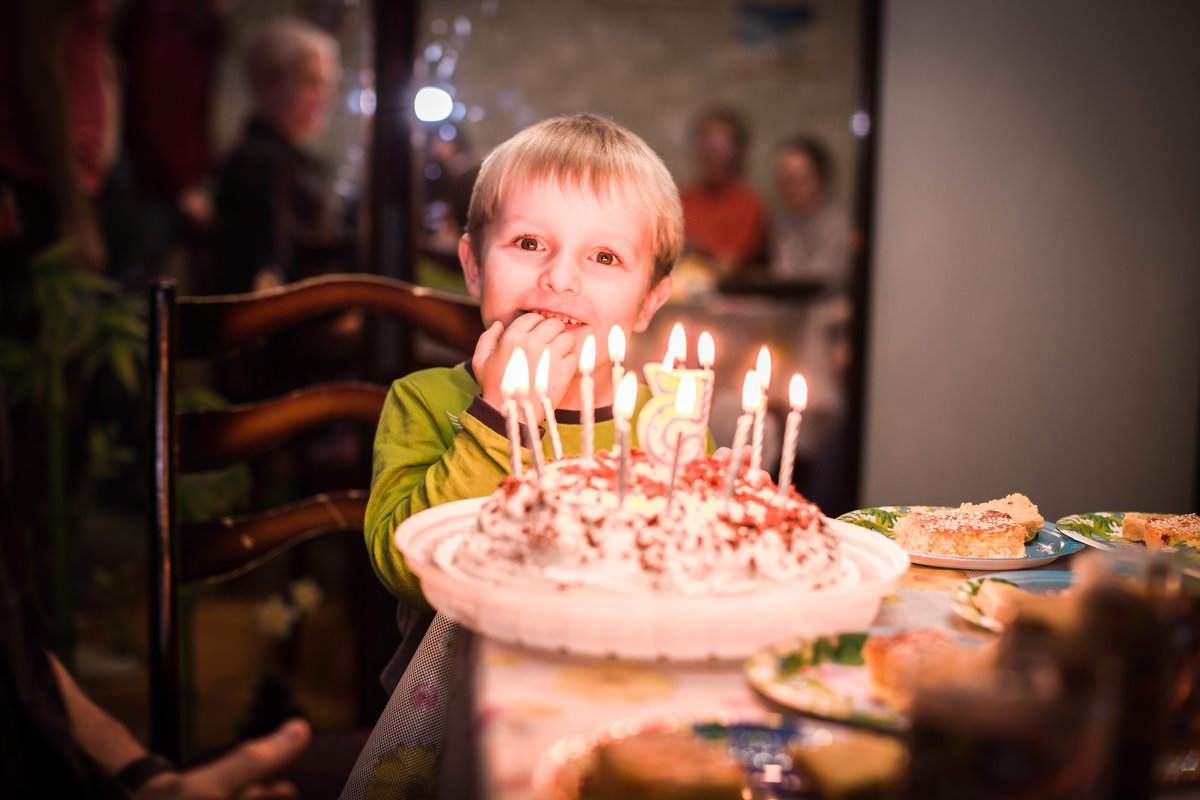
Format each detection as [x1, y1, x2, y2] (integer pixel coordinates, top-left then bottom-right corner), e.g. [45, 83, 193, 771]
[364, 114, 683, 624]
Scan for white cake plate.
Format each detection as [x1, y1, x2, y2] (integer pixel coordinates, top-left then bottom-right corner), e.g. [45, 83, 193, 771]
[395, 498, 910, 661]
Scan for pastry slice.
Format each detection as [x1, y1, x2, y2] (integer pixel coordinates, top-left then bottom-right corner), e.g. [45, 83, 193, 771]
[582, 729, 744, 800]
[1120, 512, 1171, 542]
[958, 493, 1043, 542]
[894, 509, 1025, 558]
[1143, 513, 1200, 550]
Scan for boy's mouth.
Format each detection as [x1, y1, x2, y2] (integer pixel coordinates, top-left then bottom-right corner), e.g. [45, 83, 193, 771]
[524, 308, 587, 326]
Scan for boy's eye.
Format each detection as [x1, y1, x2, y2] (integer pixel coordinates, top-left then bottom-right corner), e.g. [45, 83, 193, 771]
[596, 251, 616, 265]
[518, 237, 539, 251]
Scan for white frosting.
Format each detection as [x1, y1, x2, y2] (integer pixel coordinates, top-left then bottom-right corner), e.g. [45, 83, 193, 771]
[454, 449, 842, 596]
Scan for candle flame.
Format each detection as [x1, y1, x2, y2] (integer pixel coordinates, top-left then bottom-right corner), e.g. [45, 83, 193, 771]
[580, 335, 595, 373]
[608, 325, 626, 364]
[676, 374, 697, 415]
[741, 370, 762, 412]
[614, 372, 638, 419]
[665, 322, 686, 369]
[502, 348, 529, 395]
[535, 349, 550, 393]
[789, 373, 808, 411]
[755, 346, 772, 390]
[698, 331, 714, 368]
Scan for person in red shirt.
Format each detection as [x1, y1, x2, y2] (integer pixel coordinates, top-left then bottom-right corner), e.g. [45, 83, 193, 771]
[677, 106, 769, 278]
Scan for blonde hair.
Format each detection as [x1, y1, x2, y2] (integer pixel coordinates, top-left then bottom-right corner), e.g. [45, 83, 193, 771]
[244, 17, 338, 90]
[466, 114, 683, 285]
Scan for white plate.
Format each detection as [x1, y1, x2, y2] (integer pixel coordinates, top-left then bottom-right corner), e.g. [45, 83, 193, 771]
[395, 499, 909, 661]
[837, 506, 1084, 571]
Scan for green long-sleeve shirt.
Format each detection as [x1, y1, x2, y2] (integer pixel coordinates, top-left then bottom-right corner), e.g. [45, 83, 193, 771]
[364, 362, 654, 608]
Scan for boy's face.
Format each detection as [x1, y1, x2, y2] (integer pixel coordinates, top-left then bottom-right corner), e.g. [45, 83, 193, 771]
[460, 177, 672, 365]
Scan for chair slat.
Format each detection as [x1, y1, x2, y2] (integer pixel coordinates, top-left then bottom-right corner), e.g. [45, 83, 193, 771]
[178, 382, 388, 471]
[175, 273, 483, 359]
[178, 490, 370, 583]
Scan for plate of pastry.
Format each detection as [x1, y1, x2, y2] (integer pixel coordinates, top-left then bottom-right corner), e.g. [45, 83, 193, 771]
[531, 714, 905, 800]
[951, 570, 1077, 633]
[839, 494, 1083, 570]
[744, 627, 993, 733]
[1054, 511, 1200, 576]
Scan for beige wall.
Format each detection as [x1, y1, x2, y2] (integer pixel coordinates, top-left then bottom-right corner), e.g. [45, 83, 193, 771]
[864, 0, 1200, 518]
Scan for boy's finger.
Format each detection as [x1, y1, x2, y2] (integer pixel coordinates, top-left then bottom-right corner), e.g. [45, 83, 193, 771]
[512, 313, 568, 340]
[474, 320, 504, 361]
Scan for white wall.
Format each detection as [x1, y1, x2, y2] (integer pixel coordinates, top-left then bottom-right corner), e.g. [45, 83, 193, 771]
[863, 0, 1200, 520]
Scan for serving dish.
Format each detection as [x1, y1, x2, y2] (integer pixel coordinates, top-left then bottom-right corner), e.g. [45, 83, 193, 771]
[395, 499, 909, 660]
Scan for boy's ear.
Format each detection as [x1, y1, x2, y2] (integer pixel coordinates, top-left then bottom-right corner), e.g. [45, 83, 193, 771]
[632, 276, 673, 333]
[459, 234, 482, 300]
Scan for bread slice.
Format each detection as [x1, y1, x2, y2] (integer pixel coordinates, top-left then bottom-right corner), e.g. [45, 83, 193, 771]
[894, 509, 1026, 558]
[863, 629, 994, 712]
[1142, 513, 1200, 550]
[1121, 512, 1171, 542]
[582, 729, 744, 800]
[974, 578, 1078, 631]
[958, 493, 1043, 542]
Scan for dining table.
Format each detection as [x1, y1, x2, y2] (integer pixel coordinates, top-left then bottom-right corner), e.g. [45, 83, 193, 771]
[454, 557, 992, 800]
[339, 529, 1200, 800]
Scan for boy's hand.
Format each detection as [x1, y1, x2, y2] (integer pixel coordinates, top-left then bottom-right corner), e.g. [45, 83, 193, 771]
[473, 314, 579, 417]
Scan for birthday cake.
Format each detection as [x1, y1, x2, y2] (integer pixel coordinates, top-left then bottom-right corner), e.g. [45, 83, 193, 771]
[454, 448, 842, 596]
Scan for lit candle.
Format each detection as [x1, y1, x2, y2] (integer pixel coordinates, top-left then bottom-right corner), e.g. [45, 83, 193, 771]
[750, 346, 772, 472]
[663, 322, 686, 372]
[534, 350, 563, 460]
[697, 331, 715, 432]
[512, 353, 544, 480]
[698, 332, 715, 371]
[613, 372, 638, 504]
[723, 370, 761, 505]
[501, 350, 526, 475]
[667, 374, 698, 509]
[580, 334, 595, 459]
[608, 325, 626, 402]
[777, 373, 808, 498]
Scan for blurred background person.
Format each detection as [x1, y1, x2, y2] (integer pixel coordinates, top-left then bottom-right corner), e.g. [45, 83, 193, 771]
[677, 106, 768, 280]
[769, 135, 852, 293]
[210, 16, 351, 296]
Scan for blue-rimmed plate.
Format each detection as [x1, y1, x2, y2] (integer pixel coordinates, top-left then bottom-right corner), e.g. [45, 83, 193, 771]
[951, 570, 1075, 633]
[532, 714, 886, 799]
[838, 506, 1083, 570]
[1055, 511, 1200, 577]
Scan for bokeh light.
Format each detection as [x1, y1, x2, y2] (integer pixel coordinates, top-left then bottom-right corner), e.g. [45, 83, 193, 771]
[414, 86, 454, 122]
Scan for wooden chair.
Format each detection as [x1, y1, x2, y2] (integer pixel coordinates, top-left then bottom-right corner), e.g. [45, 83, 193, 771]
[147, 274, 483, 775]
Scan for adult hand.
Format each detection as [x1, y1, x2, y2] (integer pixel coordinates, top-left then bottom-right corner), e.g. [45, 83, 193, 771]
[136, 718, 311, 800]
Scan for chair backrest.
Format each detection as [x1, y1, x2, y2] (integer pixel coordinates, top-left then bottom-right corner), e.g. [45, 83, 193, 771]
[147, 273, 483, 761]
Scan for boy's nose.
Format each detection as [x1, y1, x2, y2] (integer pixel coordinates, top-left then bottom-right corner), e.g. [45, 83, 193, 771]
[536, 253, 580, 295]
